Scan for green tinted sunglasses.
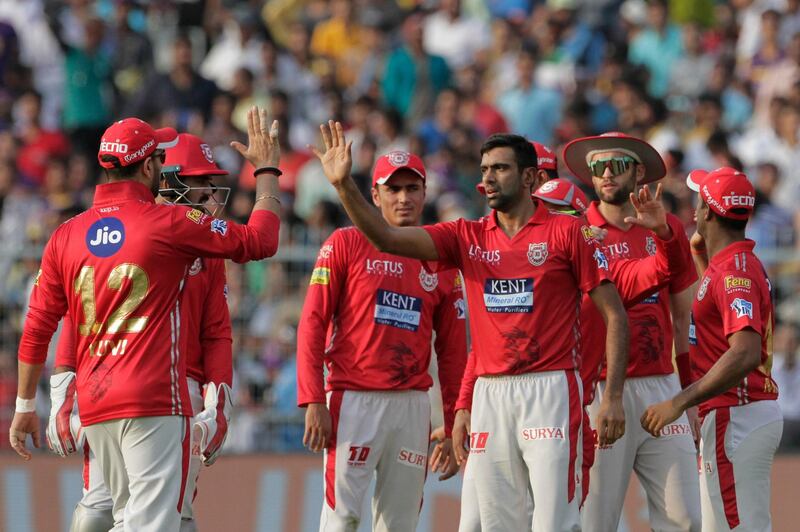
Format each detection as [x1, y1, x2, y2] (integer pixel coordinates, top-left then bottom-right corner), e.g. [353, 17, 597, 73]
[588, 156, 636, 178]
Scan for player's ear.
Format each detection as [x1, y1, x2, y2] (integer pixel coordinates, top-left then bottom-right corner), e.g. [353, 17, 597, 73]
[635, 163, 645, 180]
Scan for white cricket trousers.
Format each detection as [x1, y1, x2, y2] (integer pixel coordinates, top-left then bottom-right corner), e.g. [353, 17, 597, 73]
[72, 379, 204, 532]
[83, 415, 189, 532]
[466, 370, 583, 532]
[699, 401, 783, 532]
[320, 390, 430, 532]
[583, 374, 701, 532]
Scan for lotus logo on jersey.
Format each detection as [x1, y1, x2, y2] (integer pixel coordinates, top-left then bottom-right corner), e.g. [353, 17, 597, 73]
[527, 243, 548, 266]
[365, 259, 404, 277]
[646, 236, 656, 256]
[86, 217, 125, 257]
[419, 268, 438, 292]
[468, 244, 501, 265]
[200, 143, 214, 163]
[730, 298, 753, 319]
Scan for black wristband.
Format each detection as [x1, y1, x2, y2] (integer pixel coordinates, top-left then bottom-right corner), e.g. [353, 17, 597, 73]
[253, 166, 283, 177]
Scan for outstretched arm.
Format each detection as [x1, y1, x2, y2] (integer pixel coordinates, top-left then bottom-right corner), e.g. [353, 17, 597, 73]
[311, 121, 439, 260]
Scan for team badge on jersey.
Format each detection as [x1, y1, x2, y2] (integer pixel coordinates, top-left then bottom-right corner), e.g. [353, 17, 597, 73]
[527, 243, 548, 266]
[188, 257, 203, 276]
[730, 298, 753, 319]
[419, 268, 438, 292]
[697, 276, 711, 300]
[86, 217, 125, 257]
[645, 236, 657, 256]
[593, 248, 609, 270]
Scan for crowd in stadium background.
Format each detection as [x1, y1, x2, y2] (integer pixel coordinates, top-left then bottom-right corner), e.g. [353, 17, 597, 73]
[0, 0, 799, 455]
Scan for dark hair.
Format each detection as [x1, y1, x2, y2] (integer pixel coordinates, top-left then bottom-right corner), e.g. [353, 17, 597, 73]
[711, 210, 748, 231]
[543, 168, 559, 180]
[100, 155, 145, 179]
[480, 134, 538, 172]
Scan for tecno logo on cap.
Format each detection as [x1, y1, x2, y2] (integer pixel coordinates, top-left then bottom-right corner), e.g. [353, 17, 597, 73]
[100, 141, 129, 154]
[722, 193, 754, 208]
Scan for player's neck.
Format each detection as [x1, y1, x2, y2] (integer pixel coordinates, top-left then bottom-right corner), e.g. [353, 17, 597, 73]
[598, 200, 634, 230]
[495, 197, 536, 239]
[705, 229, 745, 261]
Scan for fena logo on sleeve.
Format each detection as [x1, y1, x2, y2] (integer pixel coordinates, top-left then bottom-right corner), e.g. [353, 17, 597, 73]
[483, 278, 533, 313]
[86, 217, 125, 257]
[374, 289, 422, 331]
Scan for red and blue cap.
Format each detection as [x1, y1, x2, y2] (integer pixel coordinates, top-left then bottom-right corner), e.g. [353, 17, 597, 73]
[533, 178, 588, 212]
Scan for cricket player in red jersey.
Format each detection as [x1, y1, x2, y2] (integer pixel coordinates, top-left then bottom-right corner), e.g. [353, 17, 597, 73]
[312, 122, 630, 532]
[563, 132, 701, 531]
[46, 133, 236, 532]
[297, 150, 467, 531]
[642, 167, 781, 532]
[454, 175, 695, 531]
[10, 108, 282, 531]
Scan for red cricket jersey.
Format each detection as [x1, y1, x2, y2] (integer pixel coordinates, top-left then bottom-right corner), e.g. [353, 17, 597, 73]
[690, 240, 778, 417]
[579, 214, 693, 404]
[586, 203, 696, 380]
[424, 202, 608, 379]
[296, 227, 467, 434]
[455, 215, 689, 410]
[55, 257, 233, 387]
[18, 180, 278, 425]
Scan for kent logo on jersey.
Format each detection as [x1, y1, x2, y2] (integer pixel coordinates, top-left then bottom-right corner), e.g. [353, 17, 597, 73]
[483, 278, 533, 313]
[86, 217, 125, 257]
[374, 289, 422, 331]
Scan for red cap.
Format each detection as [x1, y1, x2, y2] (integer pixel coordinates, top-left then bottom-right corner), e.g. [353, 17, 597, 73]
[97, 118, 178, 169]
[372, 151, 426, 186]
[162, 133, 229, 176]
[686, 167, 755, 220]
[531, 141, 557, 171]
[533, 178, 588, 212]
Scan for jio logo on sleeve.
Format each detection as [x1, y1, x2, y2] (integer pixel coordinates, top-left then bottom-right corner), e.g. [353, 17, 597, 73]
[86, 217, 125, 257]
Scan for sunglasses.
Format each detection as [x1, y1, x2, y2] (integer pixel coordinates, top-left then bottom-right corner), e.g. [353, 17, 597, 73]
[152, 149, 166, 164]
[588, 156, 636, 178]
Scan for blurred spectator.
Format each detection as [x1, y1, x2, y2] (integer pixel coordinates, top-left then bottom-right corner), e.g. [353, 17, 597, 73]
[416, 87, 460, 155]
[746, 162, 796, 269]
[742, 9, 784, 90]
[13, 89, 70, 187]
[773, 323, 800, 451]
[669, 22, 714, 101]
[309, 0, 366, 87]
[628, 0, 683, 97]
[423, 0, 491, 70]
[496, 43, 562, 144]
[129, 33, 218, 130]
[200, 7, 266, 91]
[382, 12, 450, 127]
[48, 13, 112, 158]
[105, 0, 152, 100]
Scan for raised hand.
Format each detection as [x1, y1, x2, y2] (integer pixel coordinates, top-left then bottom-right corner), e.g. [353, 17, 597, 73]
[230, 106, 280, 169]
[623, 183, 672, 239]
[309, 121, 353, 188]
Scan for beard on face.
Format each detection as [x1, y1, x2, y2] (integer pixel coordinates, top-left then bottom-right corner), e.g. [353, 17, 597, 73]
[597, 173, 636, 206]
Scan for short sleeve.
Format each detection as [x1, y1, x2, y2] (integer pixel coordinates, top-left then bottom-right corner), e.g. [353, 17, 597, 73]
[422, 219, 463, 271]
[713, 271, 764, 338]
[569, 221, 608, 293]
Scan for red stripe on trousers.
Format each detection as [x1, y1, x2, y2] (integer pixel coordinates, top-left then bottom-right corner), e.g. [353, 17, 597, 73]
[715, 407, 740, 529]
[581, 408, 594, 506]
[566, 370, 581, 503]
[82, 440, 90, 490]
[325, 391, 344, 511]
[177, 417, 191, 513]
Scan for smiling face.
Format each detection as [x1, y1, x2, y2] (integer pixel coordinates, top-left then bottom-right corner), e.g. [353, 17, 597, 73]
[371, 170, 425, 227]
[590, 150, 644, 206]
[479, 146, 536, 212]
